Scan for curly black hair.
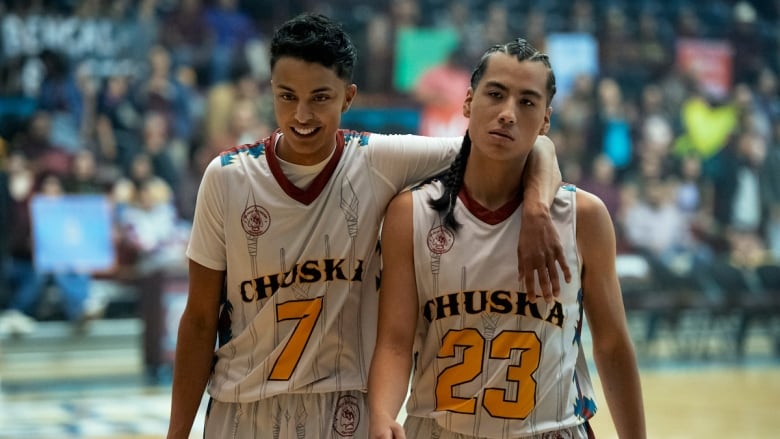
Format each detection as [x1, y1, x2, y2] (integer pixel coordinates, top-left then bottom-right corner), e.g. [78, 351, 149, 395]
[270, 13, 357, 82]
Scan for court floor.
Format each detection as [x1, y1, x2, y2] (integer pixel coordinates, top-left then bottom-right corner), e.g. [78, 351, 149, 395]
[1, 315, 779, 438]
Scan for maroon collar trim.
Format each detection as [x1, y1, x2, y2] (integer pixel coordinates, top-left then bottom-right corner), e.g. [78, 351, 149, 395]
[265, 129, 345, 205]
[457, 185, 522, 225]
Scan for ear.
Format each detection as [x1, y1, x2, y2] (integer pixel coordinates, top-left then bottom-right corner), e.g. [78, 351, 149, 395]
[539, 106, 552, 135]
[342, 83, 358, 112]
[462, 88, 474, 118]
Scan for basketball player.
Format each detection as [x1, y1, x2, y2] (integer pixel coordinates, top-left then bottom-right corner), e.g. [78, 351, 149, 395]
[167, 14, 570, 439]
[368, 39, 646, 438]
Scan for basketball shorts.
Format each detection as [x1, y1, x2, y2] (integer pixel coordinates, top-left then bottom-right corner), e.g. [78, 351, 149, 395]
[204, 389, 367, 439]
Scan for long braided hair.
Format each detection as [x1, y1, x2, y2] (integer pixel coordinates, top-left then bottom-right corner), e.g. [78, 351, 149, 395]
[428, 38, 556, 232]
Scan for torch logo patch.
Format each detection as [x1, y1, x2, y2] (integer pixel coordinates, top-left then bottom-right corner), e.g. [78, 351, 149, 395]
[427, 225, 454, 255]
[241, 205, 271, 237]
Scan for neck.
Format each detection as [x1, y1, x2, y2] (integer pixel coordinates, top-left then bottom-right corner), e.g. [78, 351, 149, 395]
[462, 154, 526, 211]
[276, 132, 336, 166]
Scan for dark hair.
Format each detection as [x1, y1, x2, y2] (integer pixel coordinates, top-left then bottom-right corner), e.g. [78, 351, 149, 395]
[429, 38, 555, 232]
[471, 38, 556, 104]
[428, 133, 472, 231]
[270, 13, 357, 82]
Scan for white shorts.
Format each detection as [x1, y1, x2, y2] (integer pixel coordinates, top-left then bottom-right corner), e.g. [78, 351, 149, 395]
[403, 415, 593, 439]
[204, 390, 367, 439]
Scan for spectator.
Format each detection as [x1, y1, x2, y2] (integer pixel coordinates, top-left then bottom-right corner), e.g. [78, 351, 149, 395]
[14, 111, 73, 177]
[566, 0, 598, 34]
[431, 0, 483, 61]
[635, 8, 675, 85]
[203, 60, 270, 151]
[95, 72, 143, 174]
[592, 77, 634, 177]
[621, 177, 700, 275]
[116, 177, 188, 276]
[207, 98, 270, 157]
[579, 153, 622, 220]
[203, 0, 258, 84]
[138, 110, 182, 192]
[764, 123, 780, 261]
[672, 86, 739, 164]
[753, 68, 780, 141]
[134, 44, 193, 145]
[712, 131, 766, 233]
[728, 1, 767, 84]
[158, 0, 214, 82]
[412, 47, 471, 137]
[556, 73, 597, 162]
[0, 161, 99, 336]
[37, 50, 94, 153]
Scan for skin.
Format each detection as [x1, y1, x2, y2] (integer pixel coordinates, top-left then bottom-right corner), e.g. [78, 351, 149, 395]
[368, 53, 645, 438]
[272, 57, 358, 165]
[167, 54, 567, 439]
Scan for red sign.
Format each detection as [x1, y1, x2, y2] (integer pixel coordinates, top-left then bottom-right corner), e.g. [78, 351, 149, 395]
[676, 38, 734, 100]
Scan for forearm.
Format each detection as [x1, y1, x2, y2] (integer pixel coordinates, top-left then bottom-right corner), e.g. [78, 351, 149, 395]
[522, 135, 561, 210]
[593, 342, 646, 439]
[167, 312, 218, 439]
[368, 345, 413, 427]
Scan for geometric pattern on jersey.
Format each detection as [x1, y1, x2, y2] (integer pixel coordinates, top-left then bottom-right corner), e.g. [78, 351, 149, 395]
[405, 181, 596, 438]
[186, 129, 459, 402]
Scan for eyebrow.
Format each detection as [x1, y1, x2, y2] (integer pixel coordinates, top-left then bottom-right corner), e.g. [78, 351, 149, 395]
[484, 80, 543, 99]
[275, 84, 335, 94]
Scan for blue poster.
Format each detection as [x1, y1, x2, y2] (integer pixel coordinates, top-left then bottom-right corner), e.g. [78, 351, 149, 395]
[30, 194, 115, 273]
[545, 33, 599, 102]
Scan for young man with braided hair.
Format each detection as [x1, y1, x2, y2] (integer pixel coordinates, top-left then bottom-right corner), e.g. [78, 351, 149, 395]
[167, 14, 569, 439]
[368, 39, 646, 438]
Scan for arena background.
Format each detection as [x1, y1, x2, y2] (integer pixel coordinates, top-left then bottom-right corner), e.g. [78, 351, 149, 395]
[1, 0, 779, 437]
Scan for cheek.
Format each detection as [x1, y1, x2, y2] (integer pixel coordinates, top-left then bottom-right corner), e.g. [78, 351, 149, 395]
[274, 102, 292, 119]
[319, 103, 346, 122]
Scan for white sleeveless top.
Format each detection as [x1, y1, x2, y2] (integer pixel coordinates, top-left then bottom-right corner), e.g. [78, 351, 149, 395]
[406, 181, 597, 438]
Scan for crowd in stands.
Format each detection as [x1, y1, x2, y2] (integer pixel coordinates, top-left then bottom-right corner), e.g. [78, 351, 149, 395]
[0, 0, 779, 337]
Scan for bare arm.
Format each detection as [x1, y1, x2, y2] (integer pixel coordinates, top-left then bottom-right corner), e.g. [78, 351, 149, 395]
[577, 190, 646, 439]
[520, 135, 571, 303]
[167, 259, 223, 439]
[368, 192, 418, 439]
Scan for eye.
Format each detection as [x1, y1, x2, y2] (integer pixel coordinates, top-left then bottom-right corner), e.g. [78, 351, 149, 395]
[313, 94, 331, 102]
[278, 93, 296, 101]
[487, 90, 503, 99]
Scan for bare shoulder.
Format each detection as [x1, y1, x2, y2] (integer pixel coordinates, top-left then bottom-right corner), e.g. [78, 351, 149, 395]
[385, 190, 414, 223]
[575, 188, 615, 246]
[382, 190, 415, 239]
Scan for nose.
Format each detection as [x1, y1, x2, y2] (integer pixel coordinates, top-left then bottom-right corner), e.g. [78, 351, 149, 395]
[294, 101, 313, 123]
[498, 101, 516, 125]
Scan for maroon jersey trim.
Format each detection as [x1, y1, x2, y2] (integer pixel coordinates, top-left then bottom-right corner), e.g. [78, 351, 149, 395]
[265, 129, 345, 205]
[458, 185, 522, 225]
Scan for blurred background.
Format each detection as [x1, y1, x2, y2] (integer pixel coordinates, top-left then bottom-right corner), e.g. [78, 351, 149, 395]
[0, 0, 779, 437]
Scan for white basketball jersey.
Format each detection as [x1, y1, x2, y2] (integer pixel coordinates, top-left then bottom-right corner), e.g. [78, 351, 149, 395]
[187, 129, 459, 402]
[406, 181, 597, 438]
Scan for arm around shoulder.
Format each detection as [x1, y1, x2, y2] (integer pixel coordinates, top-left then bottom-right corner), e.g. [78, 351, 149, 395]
[518, 135, 571, 301]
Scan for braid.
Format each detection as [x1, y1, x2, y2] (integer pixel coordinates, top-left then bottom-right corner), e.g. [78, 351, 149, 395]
[428, 132, 472, 232]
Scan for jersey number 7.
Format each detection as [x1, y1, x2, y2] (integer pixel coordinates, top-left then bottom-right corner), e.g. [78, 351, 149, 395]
[269, 297, 324, 380]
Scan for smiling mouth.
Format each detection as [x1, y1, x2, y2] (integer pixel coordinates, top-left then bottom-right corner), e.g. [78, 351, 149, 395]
[292, 126, 319, 136]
